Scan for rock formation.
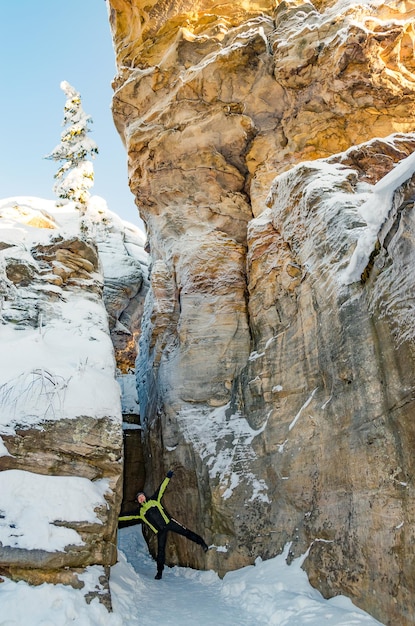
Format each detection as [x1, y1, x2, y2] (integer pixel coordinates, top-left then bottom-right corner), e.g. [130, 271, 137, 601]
[108, 1, 415, 624]
[0, 197, 147, 606]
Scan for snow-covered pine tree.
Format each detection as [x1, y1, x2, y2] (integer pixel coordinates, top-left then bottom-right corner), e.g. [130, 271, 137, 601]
[46, 81, 98, 211]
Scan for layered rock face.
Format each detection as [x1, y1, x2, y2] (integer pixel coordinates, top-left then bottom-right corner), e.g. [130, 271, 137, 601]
[0, 197, 147, 604]
[108, 1, 415, 623]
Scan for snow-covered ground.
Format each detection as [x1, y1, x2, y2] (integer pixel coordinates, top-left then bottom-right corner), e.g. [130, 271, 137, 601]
[0, 525, 384, 625]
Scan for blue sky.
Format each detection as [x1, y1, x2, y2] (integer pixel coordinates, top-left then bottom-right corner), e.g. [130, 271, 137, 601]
[0, 1, 141, 225]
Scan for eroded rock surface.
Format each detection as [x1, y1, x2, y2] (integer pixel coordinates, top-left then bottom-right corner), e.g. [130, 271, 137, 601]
[108, 1, 415, 624]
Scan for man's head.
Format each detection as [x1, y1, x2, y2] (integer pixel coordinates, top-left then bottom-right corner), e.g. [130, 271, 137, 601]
[136, 492, 146, 504]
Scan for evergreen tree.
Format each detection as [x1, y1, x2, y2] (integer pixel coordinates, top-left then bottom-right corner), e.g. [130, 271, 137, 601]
[46, 81, 98, 209]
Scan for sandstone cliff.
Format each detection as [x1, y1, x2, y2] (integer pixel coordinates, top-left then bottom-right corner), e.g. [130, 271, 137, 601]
[108, 1, 415, 624]
[0, 196, 147, 605]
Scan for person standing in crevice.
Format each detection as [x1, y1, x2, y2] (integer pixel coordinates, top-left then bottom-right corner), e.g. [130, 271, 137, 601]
[119, 470, 209, 579]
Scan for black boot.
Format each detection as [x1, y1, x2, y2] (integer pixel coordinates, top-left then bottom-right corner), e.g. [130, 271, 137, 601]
[155, 570, 163, 580]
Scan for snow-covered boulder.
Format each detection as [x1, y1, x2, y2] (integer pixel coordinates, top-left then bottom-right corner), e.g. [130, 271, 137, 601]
[0, 196, 147, 596]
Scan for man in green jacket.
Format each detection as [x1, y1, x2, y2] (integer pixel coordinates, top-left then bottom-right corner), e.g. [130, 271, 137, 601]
[119, 470, 209, 579]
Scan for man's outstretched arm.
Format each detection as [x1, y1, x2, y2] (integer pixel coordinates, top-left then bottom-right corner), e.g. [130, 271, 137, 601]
[152, 470, 174, 502]
[118, 512, 142, 528]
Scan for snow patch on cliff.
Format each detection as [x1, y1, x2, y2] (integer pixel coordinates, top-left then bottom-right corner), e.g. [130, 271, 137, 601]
[266, 134, 415, 287]
[177, 404, 269, 502]
[342, 149, 415, 284]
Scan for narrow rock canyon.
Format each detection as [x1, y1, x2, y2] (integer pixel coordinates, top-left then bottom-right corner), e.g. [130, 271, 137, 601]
[107, 1, 415, 624]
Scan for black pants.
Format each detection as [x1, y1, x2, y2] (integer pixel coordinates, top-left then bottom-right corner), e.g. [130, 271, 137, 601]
[156, 519, 206, 573]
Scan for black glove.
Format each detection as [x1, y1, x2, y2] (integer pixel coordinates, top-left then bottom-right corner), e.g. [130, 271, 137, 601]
[167, 470, 174, 478]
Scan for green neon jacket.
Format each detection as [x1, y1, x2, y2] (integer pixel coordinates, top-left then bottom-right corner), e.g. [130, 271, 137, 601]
[118, 476, 172, 534]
